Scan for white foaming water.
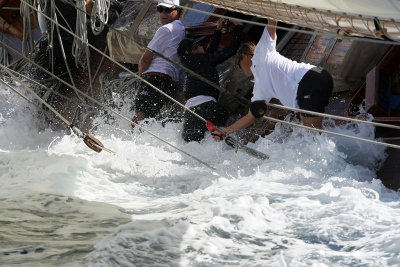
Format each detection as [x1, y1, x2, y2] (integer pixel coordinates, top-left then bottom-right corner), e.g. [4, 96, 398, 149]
[1, 82, 400, 267]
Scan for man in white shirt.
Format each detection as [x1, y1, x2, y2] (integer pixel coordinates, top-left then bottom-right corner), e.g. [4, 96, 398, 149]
[214, 19, 333, 140]
[132, 0, 185, 126]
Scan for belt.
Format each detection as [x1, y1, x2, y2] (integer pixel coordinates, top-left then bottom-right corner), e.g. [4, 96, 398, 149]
[141, 72, 171, 79]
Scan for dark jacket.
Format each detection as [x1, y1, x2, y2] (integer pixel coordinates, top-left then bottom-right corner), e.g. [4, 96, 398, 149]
[181, 25, 244, 101]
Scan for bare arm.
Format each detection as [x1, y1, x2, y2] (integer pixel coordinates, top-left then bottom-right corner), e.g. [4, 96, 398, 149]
[213, 110, 256, 142]
[139, 49, 154, 76]
[267, 19, 278, 40]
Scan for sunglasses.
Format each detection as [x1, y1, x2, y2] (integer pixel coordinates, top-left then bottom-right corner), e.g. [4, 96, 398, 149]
[157, 6, 177, 13]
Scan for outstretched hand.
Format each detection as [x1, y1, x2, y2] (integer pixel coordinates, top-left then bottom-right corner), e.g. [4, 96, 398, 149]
[212, 130, 225, 142]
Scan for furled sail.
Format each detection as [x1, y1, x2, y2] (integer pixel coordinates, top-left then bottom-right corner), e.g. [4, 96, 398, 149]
[195, 0, 400, 41]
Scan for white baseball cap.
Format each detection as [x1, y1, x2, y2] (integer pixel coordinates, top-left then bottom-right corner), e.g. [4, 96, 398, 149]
[157, 0, 179, 8]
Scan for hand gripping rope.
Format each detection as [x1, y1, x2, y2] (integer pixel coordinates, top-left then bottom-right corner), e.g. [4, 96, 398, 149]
[206, 121, 269, 160]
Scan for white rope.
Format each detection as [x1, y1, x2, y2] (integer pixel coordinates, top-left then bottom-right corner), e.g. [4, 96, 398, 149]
[263, 115, 400, 150]
[267, 103, 400, 131]
[91, 0, 110, 35]
[0, 46, 9, 65]
[72, 0, 90, 69]
[20, 0, 37, 56]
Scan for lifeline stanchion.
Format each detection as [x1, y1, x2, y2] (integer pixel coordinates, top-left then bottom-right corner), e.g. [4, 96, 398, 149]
[0, 62, 116, 155]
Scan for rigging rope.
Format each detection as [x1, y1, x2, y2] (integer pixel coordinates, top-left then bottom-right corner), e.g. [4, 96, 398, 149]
[35, 0, 400, 109]
[0, 62, 116, 154]
[0, 78, 34, 104]
[263, 115, 400, 150]
[0, 47, 9, 65]
[52, 3, 94, 97]
[72, 0, 90, 70]
[1, 66, 97, 110]
[14, 1, 400, 153]
[20, 0, 37, 56]
[266, 103, 400, 131]
[0, 41, 216, 170]
[90, 0, 110, 35]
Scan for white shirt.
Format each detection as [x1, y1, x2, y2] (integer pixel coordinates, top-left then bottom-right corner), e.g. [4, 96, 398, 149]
[251, 27, 314, 108]
[185, 95, 216, 108]
[145, 20, 185, 82]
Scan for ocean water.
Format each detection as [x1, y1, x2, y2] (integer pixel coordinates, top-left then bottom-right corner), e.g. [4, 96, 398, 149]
[1, 82, 400, 267]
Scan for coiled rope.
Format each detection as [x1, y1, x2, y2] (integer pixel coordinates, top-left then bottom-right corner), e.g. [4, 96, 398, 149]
[72, 0, 90, 70]
[91, 0, 110, 35]
[20, 0, 37, 56]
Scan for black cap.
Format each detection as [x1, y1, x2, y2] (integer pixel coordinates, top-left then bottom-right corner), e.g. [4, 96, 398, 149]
[177, 36, 206, 57]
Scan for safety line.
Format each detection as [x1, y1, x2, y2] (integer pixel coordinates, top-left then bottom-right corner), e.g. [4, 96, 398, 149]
[0, 79, 34, 104]
[263, 115, 400, 150]
[266, 103, 400, 131]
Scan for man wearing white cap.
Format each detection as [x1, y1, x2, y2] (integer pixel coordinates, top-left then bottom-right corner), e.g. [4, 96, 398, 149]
[132, 0, 185, 126]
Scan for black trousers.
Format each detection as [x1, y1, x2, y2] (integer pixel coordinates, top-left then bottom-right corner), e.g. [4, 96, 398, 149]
[296, 67, 334, 117]
[182, 100, 229, 142]
[134, 74, 181, 118]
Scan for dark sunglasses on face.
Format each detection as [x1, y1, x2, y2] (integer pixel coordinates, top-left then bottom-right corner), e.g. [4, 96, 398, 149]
[157, 6, 177, 13]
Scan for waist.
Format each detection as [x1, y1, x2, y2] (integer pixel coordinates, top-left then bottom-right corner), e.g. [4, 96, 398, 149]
[142, 72, 171, 79]
[185, 95, 216, 109]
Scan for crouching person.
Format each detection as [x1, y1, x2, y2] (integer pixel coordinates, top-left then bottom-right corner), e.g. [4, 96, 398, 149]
[214, 19, 333, 141]
[178, 18, 243, 142]
[132, 0, 185, 126]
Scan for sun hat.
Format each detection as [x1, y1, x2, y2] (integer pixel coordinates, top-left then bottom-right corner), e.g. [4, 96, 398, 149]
[157, 0, 179, 8]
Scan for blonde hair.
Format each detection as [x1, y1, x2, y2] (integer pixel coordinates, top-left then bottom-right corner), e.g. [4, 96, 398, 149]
[235, 42, 256, 67]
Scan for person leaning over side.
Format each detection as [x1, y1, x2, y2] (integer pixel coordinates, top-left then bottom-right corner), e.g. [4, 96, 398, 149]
[131, 0, 185, 126]
[177, 18, 244, 142]
[213, 19, 333, 141]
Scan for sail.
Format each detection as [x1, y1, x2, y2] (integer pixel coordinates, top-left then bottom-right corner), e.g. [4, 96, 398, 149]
[195, 0, 400, 41]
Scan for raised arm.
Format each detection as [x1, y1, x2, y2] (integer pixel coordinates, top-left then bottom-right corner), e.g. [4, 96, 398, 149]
[213, 109, 256, 142]
[267, 19, 278, 40]
[208, 20, 244, 65]
[206, 18, 224, 53]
